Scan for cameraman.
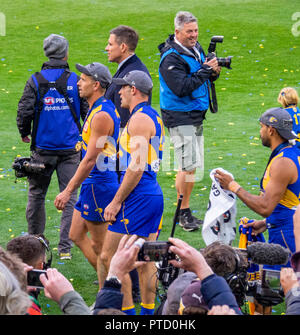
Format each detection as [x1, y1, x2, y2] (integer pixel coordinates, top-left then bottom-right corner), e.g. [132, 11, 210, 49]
[168, 237, 242, 314]
[158, 11, 221, 232]
[16, 34, 88, 259]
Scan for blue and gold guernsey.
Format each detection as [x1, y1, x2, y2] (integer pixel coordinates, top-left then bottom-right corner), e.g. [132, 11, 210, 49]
[119, 102, 165, 194]
[108, 102, 165, 237]
[74, 96, 120, 223]
[285, 105, 300, 149]
[81, 96, 120, 184]
[261, 145, 300, 268]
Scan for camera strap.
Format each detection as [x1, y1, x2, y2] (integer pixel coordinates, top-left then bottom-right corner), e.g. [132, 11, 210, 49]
[209, 82, 218, 113]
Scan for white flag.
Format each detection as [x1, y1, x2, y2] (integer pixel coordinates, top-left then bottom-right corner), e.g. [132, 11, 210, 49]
[202, 168, 237, 246]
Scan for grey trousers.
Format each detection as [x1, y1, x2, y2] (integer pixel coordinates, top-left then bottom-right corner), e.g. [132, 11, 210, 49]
[26, 150, 80, 253]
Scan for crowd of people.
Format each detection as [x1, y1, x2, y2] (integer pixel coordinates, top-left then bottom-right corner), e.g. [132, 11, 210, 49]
[1, 10, 300, 316]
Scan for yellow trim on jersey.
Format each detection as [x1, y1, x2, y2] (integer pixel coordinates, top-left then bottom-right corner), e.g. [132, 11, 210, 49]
[263, 151, 300, 209]
[279, 188, 299, 208]
[82, 105, 103, 145]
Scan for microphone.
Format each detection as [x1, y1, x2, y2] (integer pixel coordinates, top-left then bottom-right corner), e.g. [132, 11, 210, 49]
[235, 242, 289, 266]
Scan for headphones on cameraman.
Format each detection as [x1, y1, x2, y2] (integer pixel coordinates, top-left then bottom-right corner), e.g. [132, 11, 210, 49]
[224, 250, 248, 306]
[34, 235, 52, 270]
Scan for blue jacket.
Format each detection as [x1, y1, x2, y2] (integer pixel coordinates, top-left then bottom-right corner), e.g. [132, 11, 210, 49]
[158, 34, 216, 128]
[201, 274, 243, 315]
[17, 59, 88, 151]
[93, 280, 123, 314]
[159, 48, 209, 112]
[105, 54, 151, 128]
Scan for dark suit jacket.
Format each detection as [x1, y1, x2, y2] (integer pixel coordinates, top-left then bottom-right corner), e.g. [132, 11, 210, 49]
[105, 54, 151, 128]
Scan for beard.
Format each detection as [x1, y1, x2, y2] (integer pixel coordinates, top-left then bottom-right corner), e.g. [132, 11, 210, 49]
[261, 135, 271, 148]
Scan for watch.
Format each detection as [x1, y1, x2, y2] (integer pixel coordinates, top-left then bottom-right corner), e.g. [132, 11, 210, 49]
[105, 275, 122, 288]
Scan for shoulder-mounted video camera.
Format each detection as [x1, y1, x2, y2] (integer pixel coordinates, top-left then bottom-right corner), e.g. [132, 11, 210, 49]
[207, 35, 232, 69]
[12, 156, 46, 178]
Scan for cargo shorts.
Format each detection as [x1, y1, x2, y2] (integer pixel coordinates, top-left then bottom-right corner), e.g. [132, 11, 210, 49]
[169, 124, 204, 172]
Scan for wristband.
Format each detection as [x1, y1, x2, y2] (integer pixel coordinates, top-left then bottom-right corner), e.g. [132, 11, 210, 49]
[228, 180, 242, 194]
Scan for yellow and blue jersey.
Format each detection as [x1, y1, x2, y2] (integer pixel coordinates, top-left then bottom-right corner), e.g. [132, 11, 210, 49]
[81, 96, 120, 184]
[118, 102, 165, 194]
[261, 145, 299, 267]
[262, 145, 300, 227]
[285, 105, 300, 149]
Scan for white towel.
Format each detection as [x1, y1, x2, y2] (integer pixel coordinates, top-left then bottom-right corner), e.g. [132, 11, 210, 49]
[202, 168, 237, 246]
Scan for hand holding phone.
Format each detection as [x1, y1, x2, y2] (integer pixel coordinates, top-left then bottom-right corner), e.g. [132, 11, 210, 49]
[27, 269, 47, 289]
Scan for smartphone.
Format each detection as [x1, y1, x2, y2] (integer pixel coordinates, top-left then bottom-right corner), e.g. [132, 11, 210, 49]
[27, 269, 47, 289]
[137, 241, 175, 262]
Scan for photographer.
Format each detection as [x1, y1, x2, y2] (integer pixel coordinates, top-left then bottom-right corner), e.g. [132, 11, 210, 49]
[38, 235, 145, 315]
[16, 34, 88, 260]
[158, 11, 221, 232]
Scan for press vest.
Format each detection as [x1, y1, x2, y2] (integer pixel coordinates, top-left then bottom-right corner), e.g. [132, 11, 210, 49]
[159, 48, 210, 112]
[119, 102, 164, 194]
[262, 145, 300, 227]
[81, 96, 120, 184]
[32, 69, 81, 150]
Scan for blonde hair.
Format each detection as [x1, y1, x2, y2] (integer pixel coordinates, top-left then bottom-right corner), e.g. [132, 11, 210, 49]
[0, 261, 31, 315]
[277, 87, 299, 108]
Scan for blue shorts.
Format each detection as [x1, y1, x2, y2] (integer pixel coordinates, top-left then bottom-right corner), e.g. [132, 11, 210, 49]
[263, 224, 295, 271]
[108, 192, 164, 237]
[75, 182, 119, 223]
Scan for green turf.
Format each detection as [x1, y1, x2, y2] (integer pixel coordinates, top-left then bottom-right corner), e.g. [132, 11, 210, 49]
[0, 0, 299, 315]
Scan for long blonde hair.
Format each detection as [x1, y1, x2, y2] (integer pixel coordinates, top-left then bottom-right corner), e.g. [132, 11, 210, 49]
[277, 87, 299, 108]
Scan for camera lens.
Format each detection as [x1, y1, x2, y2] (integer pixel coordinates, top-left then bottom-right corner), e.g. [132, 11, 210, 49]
[217, 56, 232, 69]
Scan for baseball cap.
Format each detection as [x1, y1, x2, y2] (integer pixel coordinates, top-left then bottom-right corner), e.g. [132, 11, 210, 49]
[112, 70, 153, 95]
[259, 107, 297, 140]
[76, 62, 112, 89]
[43, 34, 69, 59]
[179, 279, 209, 314]
[161, 271, 197, 315]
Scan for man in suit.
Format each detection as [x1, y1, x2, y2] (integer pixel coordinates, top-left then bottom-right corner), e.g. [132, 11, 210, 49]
[105, 25, 151, 130]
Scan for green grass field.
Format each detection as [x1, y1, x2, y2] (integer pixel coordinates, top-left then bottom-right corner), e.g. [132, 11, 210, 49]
[0, 0, 299, 315]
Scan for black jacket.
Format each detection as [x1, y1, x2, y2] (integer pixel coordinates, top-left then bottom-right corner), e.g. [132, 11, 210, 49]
[105, 54, 151, 128]
[158, 34, 218, 128]
[16, 59, 88, 139]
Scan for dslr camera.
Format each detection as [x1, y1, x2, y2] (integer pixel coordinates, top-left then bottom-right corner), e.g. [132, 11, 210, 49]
[206, 35, 232, 69]
[12, 157, 46, 178]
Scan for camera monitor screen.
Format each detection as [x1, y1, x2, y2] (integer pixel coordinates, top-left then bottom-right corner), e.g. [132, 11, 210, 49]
[261, 269, 281, 291]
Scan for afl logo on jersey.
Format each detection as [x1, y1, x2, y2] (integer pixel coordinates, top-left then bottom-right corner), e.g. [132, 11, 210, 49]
[44, 97, 55, 105]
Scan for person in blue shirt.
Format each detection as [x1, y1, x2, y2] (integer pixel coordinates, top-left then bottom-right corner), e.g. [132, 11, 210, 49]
[16, 34, 88, 260]
[55, 62, 120, 289]
[277, 86, 300, 149]
[104, 25, 151, 302]
[102, 71, 164, 316]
